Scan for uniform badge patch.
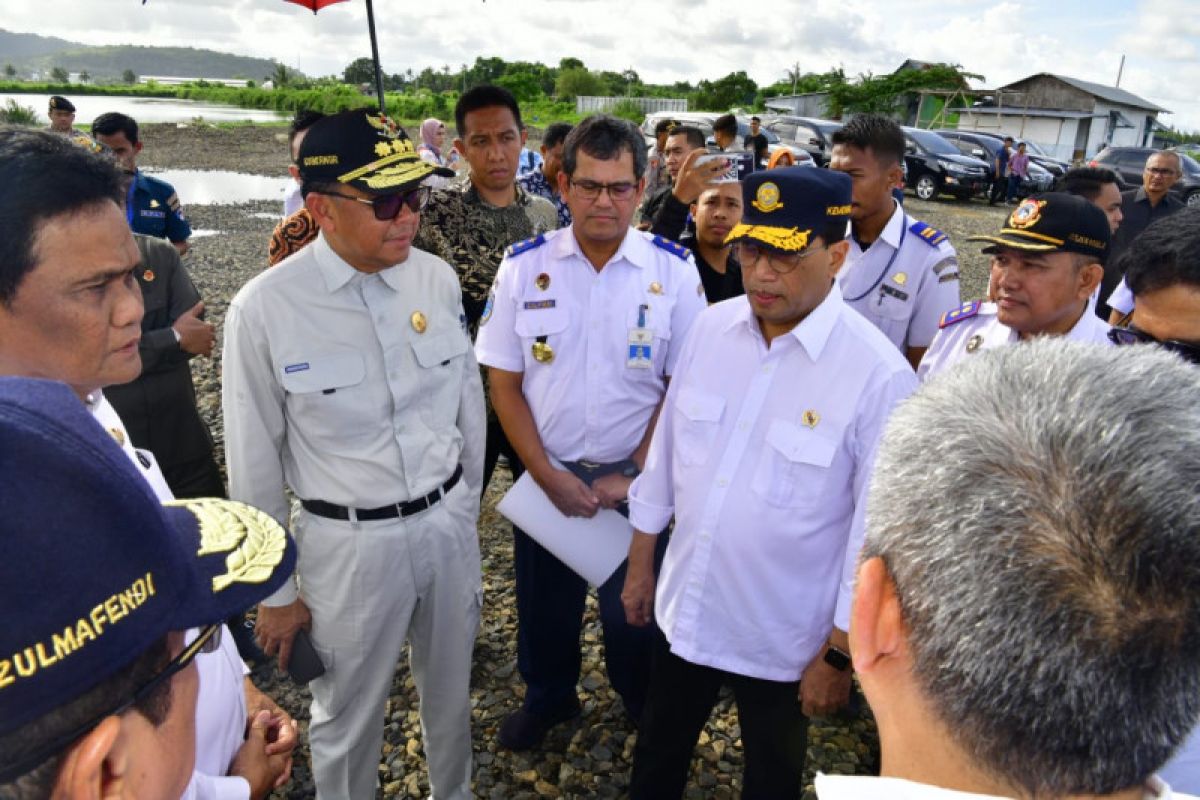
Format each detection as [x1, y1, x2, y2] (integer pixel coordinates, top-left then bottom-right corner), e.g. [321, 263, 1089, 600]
[651, 235, 691, 261]
[506, 233, 547, 259]
[649, 281, 663, 295]
[752, 181, 783, 213]
[284, 362, 310, 374]
[481, 290, 495, 326]
[1009, 198, 1047, 229]
[939, 301, 982, 329]
[410, 311, 427, 334]
[966, 334, 983, 353]
[142, 269, 155, 282]
[108, 427, 125, 446]
[909, 221, 948, 247]
[523, 299, 556, 310]
[892, 272, 907, 286]
[802, 410, 820, 429]
[535, 273, 551, 291]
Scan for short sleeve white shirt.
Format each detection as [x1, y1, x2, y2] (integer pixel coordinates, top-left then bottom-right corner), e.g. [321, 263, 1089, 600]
[475, 226, 707, 462]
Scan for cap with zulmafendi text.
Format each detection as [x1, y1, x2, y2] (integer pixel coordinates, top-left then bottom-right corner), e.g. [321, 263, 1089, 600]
[725, 167, 853, 252]
[0, 378, 296, 749]
[968, 192, 1110, 263]
[298, 109, 452, 195]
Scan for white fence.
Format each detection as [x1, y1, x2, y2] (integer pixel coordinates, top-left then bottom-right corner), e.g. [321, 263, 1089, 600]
[575, 96, 688, 115]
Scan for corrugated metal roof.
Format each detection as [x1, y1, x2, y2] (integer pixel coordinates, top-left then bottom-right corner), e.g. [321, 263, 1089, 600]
[961, 107, 1102, 120]
[1004, 73, 1168, 113]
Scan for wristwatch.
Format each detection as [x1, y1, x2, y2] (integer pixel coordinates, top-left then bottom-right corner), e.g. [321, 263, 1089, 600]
[823, 643, 852, 672]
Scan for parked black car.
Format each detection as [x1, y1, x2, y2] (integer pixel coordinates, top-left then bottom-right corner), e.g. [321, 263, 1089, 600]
[762, 116, 843, 166]
[1089, 146, 1200, 205]
[900, 127, 990, 201]
[934, 130, 1055, 197]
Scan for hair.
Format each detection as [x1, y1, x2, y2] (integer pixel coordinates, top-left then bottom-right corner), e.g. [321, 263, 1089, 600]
[712, 113, 737, 137]
[750, 115, 761, 123]
[667, 125, 706, 151]
[288, 110, 325, 155]
[0, 637, 173, 798]
[653, 117, 677, 136]
[862, 339, 1200, 797]
[830, 113, 905, 166]
[1003, 135, 1014, 143]
[90, 112, 139, 145]
[542, 122, 573, 150]
[1119, 205, 1200, 297]
[1149, 149, 1183, 173]
[560, 114, 648, 180]
[1055, 166, 1119, 201]
[299, 179, 338, 201]
[819, 222, 847, 246]
[454, 85, 522, 138]
[0, 128, 125, 306]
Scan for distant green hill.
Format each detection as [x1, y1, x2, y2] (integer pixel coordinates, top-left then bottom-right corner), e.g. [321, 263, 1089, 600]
[0, 29, 289, 82]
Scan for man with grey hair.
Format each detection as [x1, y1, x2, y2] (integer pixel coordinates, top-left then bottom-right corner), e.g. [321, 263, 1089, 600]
[821, 339, 1200, 799]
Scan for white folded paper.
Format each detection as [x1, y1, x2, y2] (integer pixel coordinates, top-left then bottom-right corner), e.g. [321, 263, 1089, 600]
[497, 471, 634, 587]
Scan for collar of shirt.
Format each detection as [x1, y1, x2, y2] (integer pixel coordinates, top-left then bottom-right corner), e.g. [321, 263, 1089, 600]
[464, 181, 528, 210]
[724, 281, 843, 361]
[854, 199, 905, 252]
[813, 773, 1179, 800]
[311, 232, 401, 294]
[551, 224, 648, 270]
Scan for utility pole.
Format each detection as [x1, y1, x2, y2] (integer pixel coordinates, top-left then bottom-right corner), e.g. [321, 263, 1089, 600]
[1115, 54, 1125, 88]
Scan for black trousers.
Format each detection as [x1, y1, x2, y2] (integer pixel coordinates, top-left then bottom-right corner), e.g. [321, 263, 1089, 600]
[988, 174, 1007, 204]
[162, 453, 226, 499]
[630, 631, 808, 799]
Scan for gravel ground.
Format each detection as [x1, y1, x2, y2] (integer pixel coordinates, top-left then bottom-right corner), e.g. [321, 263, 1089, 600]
[153, 122, 1009, 799]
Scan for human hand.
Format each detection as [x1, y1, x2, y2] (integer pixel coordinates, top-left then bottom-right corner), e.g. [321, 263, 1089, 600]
[173, 300, 215, 356]
[244, 679, 297, 786]
[229, 710, 290, 799]
[591, 473, 633, 510]
[672, 148, 728, 205]
[798, 648, 853, 717]
[254, 599, 311, 672]
[538, 468, 600, 518]
[621, 565, 656, 627]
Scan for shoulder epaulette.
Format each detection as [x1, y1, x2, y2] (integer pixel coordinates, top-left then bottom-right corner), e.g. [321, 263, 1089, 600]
[651, 235, 692, 261]
[939, 300, 982, 329]
[910, 220, 949, 247]
[505, 233, 547, 258]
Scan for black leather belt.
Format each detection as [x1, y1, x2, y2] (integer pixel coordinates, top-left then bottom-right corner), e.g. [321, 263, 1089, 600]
[301, 465, 463, 521]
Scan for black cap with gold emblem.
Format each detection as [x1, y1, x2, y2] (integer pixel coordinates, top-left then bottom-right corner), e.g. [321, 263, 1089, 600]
[48, 95, 75, 113]
[725, 167, 852, 252]
[298, 109, 453, 195]
[968, 192, 1110, 263]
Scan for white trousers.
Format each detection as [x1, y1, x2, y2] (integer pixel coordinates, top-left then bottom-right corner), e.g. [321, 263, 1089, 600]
[297, 480, 482, 800]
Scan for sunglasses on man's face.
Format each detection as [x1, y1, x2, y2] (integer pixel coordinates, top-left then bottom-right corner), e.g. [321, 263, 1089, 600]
[318, 186, 431, 221]
[1107, 325, 1200, 365]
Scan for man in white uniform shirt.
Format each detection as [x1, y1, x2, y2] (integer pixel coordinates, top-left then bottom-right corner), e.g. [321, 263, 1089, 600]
[0, 128, 295, 800]
[826, 340, 1200, 800]
[919, 193, 1112, 381]
[475, 114, 706, 751]
[223, 110, 485, 800]
[621, 167, 917, 798]
[829, 114, 961, 369]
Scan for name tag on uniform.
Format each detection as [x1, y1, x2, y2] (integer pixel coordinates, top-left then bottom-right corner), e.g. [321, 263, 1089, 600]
[627, 327, 653, 369]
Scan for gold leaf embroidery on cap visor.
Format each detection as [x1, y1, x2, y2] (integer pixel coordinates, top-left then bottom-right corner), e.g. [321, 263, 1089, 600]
[725, 224, 811, 252]
[165, 499, 288, 592]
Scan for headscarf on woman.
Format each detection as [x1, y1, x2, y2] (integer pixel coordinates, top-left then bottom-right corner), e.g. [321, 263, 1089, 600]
[418, 118, 446, 165]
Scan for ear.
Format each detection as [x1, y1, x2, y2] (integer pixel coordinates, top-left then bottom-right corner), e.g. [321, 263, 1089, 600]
[689, 201, 699, 218]
[826, 239, 851, 276]
[54, 715, 124, 800]
[886, 161, 905, 189]
[453, 137, 466, 156]
[556, 169, 570, 196]
[305, 192, 335, 231]
[1078, 261, 1104, 299]
[849, 556, 907, 674]
[288, 164, 301, 182]
[133, 141, 143, 156]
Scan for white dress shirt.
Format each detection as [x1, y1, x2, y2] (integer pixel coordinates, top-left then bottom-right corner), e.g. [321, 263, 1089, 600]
[918, 300, 1113, 381]
[814, 773, 1197, 800]
[475, 226, 707, 462]
[627, 285, 917, 681]
[223, 232, 486, 607]
[89, 394, 250, 800]
[839, 201, 962, 352]
[1108, 277, 1135, 316]
[282, 180, 303, 219]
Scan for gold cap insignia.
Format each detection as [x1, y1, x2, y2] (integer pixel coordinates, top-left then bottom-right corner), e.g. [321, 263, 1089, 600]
[751, 181, 783, 213]
[1008, 199, 1046, 230]
[374, 141, 392, 157]
[164, 498, 289, 592]
[149, 199, 160, 209]
[802, 410, 820, 429]
[411, 311, 427, 334]
[966, 334, 983, 354]
[108, 427, 126, 446]
[893, 272, 907, 286]
[535, 273, 551, 291]
[649, 281, 663, 295]
[532, 341, 555, 363]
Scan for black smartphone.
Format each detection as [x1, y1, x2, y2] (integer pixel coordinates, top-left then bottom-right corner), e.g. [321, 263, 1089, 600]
[287, 628, 326, 684]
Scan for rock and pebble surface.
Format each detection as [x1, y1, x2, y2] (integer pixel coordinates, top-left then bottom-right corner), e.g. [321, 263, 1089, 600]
[140, 122, 1008, 798]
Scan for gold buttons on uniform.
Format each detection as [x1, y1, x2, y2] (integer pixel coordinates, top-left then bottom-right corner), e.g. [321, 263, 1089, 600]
[411, 311, 427, 334]
[966, 334, 983, 353]
[649, 281, 663, 295]
[892, 272, 907, 286]
[535, 273, 551, 291]
[532, 341, 555, 363]
[802, 410, 820, 429]
[108, 428, 126, 446]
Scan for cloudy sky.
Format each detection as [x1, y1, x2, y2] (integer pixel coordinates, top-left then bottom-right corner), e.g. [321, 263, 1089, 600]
[6, 0, 1199, 129]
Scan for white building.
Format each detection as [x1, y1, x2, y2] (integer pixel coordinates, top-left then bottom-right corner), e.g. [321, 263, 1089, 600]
[956, 73, 1168, 162]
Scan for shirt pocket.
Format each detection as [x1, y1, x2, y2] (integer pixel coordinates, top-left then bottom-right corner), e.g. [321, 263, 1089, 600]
[752, 418, 838, 509]
[279, 351, 378, 450]
[410, 329, 469, 429]
[513, 305, 569, 368]
[673, 386, 726, 467]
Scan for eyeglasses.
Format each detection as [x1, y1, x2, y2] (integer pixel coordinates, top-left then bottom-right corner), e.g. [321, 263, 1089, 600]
[0, 624, 222, 783]
[1107, 325, 1200, 365]
[568, 179, 639, 202]
[316, 186, 431, 220]
[734, 241, 826, 274]
[1145, 167, 1179, 177]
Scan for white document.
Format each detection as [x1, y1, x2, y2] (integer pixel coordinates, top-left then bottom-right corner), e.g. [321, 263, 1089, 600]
[497, 471, 634, 587]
